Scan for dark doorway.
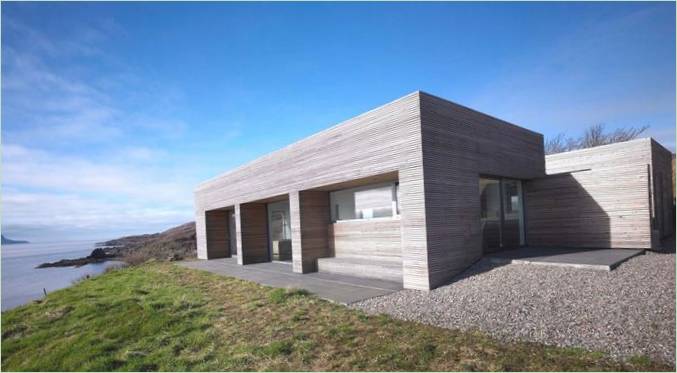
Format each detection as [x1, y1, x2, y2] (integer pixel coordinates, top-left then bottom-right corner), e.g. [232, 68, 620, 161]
[479, 177, 525, 253]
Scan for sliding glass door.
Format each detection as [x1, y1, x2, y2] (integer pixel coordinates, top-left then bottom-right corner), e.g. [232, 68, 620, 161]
[479, 177, 525, 252]
[267, 200, 292, 261]
[501, 179, 525, 249]
[479, 178, 502, 252]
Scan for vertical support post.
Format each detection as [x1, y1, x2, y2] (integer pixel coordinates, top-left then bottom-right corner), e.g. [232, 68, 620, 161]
[234, 204, 244, 265]
[195, 207, 208, 259]
[289, 191, 304, 273]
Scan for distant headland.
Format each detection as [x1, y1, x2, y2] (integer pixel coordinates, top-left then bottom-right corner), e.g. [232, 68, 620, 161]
[2, 235, 29, 245]
[36, 222, 196, 268]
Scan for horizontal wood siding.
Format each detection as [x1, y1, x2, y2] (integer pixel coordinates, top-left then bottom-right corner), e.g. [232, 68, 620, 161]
[545, 138, 652, 174]
[238, 203, 269, 264]
[195, 91, 669, 288]
[650, 139, 674, 243]
[328, 218, 402, 263]
[525, 164, 652, 248]
[419, 92, 545, 288]
[532, 138, 672, 250]
[195, 92, 430, 289]
[205, 209, 230, 259]
[290, 191, 331, 273]
[196, 93, 423, 208]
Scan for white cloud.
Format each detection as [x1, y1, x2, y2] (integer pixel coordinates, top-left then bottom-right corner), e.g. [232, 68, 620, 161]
[2, 144, 196, 205]
[2, 18, 190, 147]
[2, 190, 186, 227]
[1, 18, 204, 241]
[1, 189, 193, 242]
[1, 144, 199, 241]
[2, 46, 123, 144]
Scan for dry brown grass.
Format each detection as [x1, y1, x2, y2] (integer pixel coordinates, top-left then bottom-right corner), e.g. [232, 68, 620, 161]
[120, 251, 152, 266]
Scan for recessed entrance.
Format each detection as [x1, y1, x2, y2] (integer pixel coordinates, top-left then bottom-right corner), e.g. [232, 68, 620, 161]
[205, 207, 234, 259]
[479, 177, 525, 253]
[267, 200, 292, 262]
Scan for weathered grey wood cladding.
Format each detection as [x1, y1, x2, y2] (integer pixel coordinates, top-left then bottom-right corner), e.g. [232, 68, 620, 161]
[204, 209, 230, 258]
[195, 90, 672, 290]
[328, 218, 402, 263]
[196, 92, 431, 289]
[544, 138, 653, 174]
[526, 138, 672, 249]
[418, 92, 545, 288]
[237, 203, 269, 264]
[650, 139, 674, 243]
[525, 164, 652, 248]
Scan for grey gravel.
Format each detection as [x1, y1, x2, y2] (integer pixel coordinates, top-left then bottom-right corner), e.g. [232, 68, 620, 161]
[352, 252, 675, 363]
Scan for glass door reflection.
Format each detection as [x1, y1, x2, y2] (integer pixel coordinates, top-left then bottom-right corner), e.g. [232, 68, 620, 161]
[479, 178, 502, 253]
[479, 177, 525, 252]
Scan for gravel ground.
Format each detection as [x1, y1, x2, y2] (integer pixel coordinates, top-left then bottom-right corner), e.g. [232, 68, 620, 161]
[352, 252, 675, 363]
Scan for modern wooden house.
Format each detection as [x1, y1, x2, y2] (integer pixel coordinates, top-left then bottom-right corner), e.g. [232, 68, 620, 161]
[194, 91, 673, 290]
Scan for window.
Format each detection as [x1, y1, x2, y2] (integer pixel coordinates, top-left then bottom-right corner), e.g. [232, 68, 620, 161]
[330, 182, 399, 222]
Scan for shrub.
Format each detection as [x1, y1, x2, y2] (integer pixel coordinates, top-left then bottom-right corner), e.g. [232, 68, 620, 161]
[122, 251, 153, 266]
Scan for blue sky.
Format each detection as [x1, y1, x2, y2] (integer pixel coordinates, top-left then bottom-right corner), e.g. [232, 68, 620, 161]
[2, 2, 675, 242]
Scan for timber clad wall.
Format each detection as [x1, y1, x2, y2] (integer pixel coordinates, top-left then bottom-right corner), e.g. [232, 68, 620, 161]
[195, 92, 432, 289]
[529, 138, 673, 250]
[328, 219, 402, 263]
[195, 91, 672, 290]
[205, 209, 230, 258]
[418, 93, 545, 288]
[237, 203, 268, 264]
[650, 139, 675, 243]
[525, 164, 652, 248]
[545, 138, 652, 174]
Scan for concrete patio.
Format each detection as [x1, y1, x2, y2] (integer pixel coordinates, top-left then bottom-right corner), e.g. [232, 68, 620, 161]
[487, 247, 645, 270]
[178, 257, 402, 304]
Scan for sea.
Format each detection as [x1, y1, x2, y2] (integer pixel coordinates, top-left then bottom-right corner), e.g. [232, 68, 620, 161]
[1, 240, 123, 311]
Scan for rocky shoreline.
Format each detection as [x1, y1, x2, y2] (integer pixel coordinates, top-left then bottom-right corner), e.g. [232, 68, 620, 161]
[35, 222, 196, 269]
[36, 248, 117, 268]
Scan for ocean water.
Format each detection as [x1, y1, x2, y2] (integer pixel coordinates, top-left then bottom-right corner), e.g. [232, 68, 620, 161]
[1, 240, 123, 311]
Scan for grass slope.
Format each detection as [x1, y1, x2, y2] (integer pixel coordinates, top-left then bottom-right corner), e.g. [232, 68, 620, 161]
[1, 263, 670, 371]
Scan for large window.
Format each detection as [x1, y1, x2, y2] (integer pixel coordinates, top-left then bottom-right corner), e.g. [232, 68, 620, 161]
[330, 182, 399, 222]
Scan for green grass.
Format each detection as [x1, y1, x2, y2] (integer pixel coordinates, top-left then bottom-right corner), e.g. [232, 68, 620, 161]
[1, 263, 671, 371]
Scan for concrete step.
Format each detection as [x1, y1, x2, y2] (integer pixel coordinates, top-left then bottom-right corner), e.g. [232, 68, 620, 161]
[317, 256, 403, 282]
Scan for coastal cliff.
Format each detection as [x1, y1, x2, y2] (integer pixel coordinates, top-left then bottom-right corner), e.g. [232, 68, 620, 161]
[37, 222, 196, 268]
[97, 222, 196, 263]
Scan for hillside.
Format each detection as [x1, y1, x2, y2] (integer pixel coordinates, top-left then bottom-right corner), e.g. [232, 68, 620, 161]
[98, 222, 197, 262]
